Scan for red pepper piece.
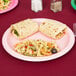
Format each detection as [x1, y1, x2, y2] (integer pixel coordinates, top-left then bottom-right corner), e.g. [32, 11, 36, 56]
[29, 44, 33, 46]
[25, 46, 27, 48]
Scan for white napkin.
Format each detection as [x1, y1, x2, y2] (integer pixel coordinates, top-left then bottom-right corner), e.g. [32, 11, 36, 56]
[31, 0, 43, 12]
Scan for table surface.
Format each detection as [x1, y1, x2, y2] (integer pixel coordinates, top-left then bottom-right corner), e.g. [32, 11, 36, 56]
[0, 0, 76, 76]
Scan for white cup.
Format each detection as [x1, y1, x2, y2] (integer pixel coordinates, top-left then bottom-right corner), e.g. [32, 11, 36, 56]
[31, 0, 43, 12]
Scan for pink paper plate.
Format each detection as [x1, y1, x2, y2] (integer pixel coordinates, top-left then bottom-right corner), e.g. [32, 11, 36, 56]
[2, 18, 75, 62]
[0, 0, 18, 14]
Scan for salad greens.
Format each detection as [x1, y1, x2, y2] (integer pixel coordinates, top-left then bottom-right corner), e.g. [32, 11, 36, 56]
[3, 0, 9, 2]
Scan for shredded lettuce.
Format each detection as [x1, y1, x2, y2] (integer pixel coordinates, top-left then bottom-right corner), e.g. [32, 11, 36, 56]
[14, 30, 19, 36]
[3, 0, 9, 2]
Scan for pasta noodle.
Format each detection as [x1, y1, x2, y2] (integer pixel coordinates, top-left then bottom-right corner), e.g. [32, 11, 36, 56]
[0, 0, 10, 10]
[14, 40, 60, 57]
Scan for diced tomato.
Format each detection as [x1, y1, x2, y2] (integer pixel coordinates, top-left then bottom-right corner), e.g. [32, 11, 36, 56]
[48, 52, 50, 53]
[37, 40, 39, 41]
[25, 46, 27, 48]
[53, 46, 55, 48]
[16, 50, 17, 52]
[14, 44, 18, 47]
[32, 50, 34, 54]
[63, 31, 65, 34]
[29, 44, 33, 46]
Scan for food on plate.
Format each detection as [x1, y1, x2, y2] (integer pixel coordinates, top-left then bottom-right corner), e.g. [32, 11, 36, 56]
[14, 40, 59, 57]
[40, 20, 67, 39]
[0, 0, 11, 10]
[10, 19, 39, 39]
[10, 19, 67, 40]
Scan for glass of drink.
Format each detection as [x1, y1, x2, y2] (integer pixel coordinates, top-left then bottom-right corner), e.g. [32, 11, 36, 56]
[50, 0, 62, 12]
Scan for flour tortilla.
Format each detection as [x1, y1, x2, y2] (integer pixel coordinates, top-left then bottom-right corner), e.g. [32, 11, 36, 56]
[40, 19, 67, 39]
[11, 19, 39, 39]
